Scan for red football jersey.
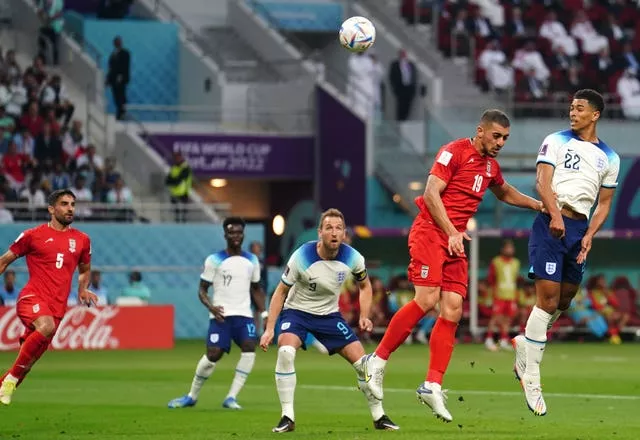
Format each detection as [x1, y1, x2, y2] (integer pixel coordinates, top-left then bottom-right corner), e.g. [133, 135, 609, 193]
[415, 138, 504, 231]
[9, 224, 91, 318]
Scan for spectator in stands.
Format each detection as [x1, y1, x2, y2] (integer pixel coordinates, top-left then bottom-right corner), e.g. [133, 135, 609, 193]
[451, 9, 471, 57]
[591, 47, 615, 88]
[0, 105, 14, 136]
[0, 175, 17, 202]
[34, 122, 62, 168]
[600, 13, 625, 44]
[517, 68, 549, 111]
[37, 0, 64, 65]
[2, 140, 31, 188]
[19, 179, 46, 208]
[478, 39, 505, 75]
[588, 275, 629, 345]
[89, 270, 109, 305]
[47, 161, 71, 191]
[62, 119, 85, 161]
[71, 174, 93, 219]
[504, 7, 529, 39]
[617, 67, 640, 119]
[370, 276, 390, 329]
[512, 40, 550, 83]
[389, 49, 417, 121]
[487, 58, 514, 94]
[0, 200, 13, 223]
[165, 151, 192, 223]
[539, 10, 578, 57]
[44, 108, 61, 136]
[121, 271, 151, 303]
[570, 10, 609, 55]
[0, 75, 10, 109]
[616, 41, 639, 73]
[20, 102, 44, 137]
[554, 64, 588, 96]
[467, 6, 494, 39]
[41, 74, 75, 126]
[106, 36, 131, 120]
[473, 0, 504, 28]
[13, 127, 34, 157]
[548, 45, 574, 73]
[0, 270, 19, 306]
[106, 176, 132, 204]
[76, 144, 104, 172]
[25, 55, 47, 85]
[5, 74, 27, 120]
[347, 52, 380, 119]
[2, 50, 21, 84]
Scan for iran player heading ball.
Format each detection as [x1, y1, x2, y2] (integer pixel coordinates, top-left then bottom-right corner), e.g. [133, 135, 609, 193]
[0, 189, 97, 405]
[363, 110, 544, 422]
[259, 209, 399, 433]
[513, 89, 619, 417]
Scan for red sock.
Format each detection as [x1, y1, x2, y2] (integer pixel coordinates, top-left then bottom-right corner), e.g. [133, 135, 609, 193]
[426, 317, 458, 384]
[8, 331, 50, 380]
[486, 330, 494, 339]
[500, 330, 508, 341]
[610, 327, 619, 336]
[375, 300, 426, 360]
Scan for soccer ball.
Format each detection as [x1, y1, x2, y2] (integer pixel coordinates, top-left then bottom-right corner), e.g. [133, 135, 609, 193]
[339, 16, 376, 53]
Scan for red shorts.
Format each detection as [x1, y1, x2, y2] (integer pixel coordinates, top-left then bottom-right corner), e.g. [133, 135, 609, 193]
[16, 295, 61, 342]
[492, 299, 518, 318]
[407, 214, 468, 297]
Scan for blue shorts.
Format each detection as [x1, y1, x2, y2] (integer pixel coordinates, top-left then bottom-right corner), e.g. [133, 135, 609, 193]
[279, 309, 358, 355]
[207, 316, 257, 353]
[528, 213, 588, 284]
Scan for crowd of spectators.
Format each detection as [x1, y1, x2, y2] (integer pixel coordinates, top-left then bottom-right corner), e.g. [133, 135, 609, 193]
[0, 50, 135, 223]
[401, 0, 640, 118]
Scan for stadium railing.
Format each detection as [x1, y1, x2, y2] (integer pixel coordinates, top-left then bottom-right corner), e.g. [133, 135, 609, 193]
[1, 201, 232, 223]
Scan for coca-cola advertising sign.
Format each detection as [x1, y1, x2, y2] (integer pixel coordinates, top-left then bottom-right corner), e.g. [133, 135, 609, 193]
[0, 306, 174, 351]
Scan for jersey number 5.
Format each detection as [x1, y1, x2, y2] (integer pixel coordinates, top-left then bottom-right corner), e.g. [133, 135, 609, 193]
[55, 253, 64, 269]
[472, 174, 484, 192]
[564, 152, 581, 170]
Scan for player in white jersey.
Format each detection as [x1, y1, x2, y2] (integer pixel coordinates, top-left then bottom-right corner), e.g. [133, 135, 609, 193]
[168, 217, 265, 410]
[513, 89, 620, 416]
[259, 209, 399, 433]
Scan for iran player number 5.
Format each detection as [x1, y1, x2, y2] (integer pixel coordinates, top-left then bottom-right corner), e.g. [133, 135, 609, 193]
[56, 253, 64, 269]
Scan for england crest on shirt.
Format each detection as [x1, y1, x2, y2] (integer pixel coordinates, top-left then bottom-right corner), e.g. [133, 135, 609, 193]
[69, 238, 76, 253]
[337, 271, 346, 283]
[595, 156, 606, 172]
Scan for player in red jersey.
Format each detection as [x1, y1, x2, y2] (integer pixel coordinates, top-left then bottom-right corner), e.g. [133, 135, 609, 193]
[363, 110, 544, 422]
[0, 189, 97, 405]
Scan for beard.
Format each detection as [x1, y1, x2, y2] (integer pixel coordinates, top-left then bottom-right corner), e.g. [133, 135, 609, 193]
[55, 213, 74, 226]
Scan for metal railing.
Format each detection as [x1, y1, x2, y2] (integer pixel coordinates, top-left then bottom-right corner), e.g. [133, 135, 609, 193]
[0, 201, 231, 223]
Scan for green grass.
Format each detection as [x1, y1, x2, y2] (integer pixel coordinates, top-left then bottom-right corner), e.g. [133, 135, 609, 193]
[1, 341, 639, 439]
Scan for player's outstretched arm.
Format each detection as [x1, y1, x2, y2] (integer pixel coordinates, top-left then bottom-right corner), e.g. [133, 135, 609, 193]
[260, 281, 291, 351]
[357, 277, 374, 332]
[0, 250, 17, 275]
[576, 187, 615, 264]
[490, 182, 542, 211]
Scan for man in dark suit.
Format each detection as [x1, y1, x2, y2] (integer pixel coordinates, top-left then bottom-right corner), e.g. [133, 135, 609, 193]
[107, 36, 131, 120]
[389, 49, 418, 121]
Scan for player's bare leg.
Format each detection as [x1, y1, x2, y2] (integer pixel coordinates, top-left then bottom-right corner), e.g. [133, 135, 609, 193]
[272, 332, 302, 433]
[499, 315, 513, 351]
[417, 290, 460, 423]
[168, 346, 222, 408]
[223, 340, 256, 410]
[365, 285, 440, 400]
[485, 313, 499, 352]
[1, 316, 56, 405]
[341, 341, 399, 431]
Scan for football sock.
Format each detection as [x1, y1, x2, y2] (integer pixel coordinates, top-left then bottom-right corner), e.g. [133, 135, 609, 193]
[226, 352, 256, 400]
[500, 329, 509, 341]
[188, 355, 216, 400]
[275, 345, 297, 421]
[547, 309, 562, 331]
[352, 358, 385, 420]
[426, 317, 458, 384]
[8, 330, 49, 380]
[524, 306, 551, 381]
[375, 300, 426, 360]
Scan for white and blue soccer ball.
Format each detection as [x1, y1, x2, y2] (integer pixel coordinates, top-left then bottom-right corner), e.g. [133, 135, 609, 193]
[339, 16, 376, 53]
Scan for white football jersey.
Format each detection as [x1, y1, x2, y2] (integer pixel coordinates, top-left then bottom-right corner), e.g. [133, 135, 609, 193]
[200, 250, 261, 318]
[536, 129, 619, 218]
[281, 241, 367, 315]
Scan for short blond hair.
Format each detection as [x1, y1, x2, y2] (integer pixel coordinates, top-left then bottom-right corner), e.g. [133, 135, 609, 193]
[318, 208, 345, 230]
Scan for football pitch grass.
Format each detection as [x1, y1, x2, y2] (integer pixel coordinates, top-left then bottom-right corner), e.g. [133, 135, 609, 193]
[1, 341, 639, 440]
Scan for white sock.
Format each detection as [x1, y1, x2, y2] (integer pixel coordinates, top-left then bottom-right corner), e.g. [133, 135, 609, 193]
[188, 355, 216, 400]
[226, 352, 256, 400]
[310, 338, 329, 355]
[547, 309, 562, 330]
[4, 374, 18, 384]
[524, 306, 551, 381]
[275, 345, 297, 421]
[353, 358, 385, 421]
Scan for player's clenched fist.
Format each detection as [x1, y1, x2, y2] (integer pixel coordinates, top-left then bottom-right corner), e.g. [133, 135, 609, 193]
[448, 231, 471, 257]
[549, 215, 565, 238]
[260, 329, 274, 351]
[359, 317, 373, 332]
